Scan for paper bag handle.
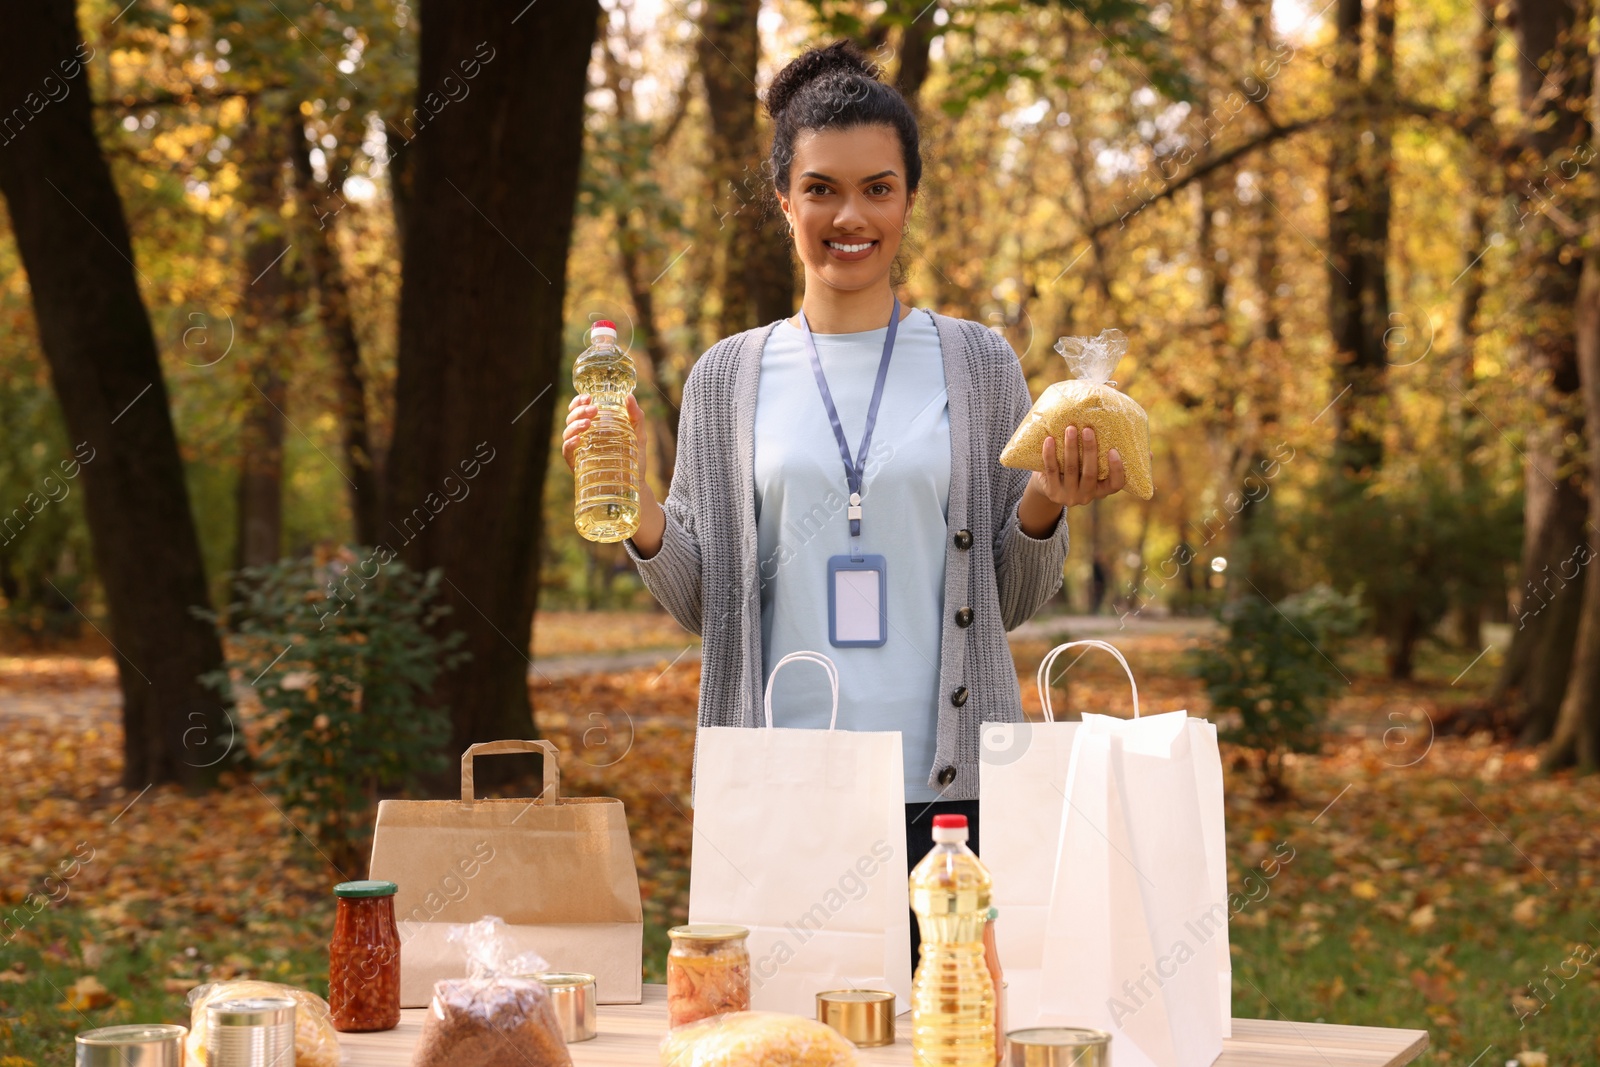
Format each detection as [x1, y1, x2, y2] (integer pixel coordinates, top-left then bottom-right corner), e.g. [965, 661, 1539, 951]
[762, 650, 840, 730]
[460, 739, 560, 802]
[1036, 639, 1140, 722]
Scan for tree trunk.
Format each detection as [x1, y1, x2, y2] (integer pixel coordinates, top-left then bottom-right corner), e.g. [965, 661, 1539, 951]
[385, 0, 599, 771]
[1449, 8, 1498, 651]
[290, 122, 383, 545]
[234, 108, 294, 571]
[1239, 0, 1286, 600]
[1325, 0, 1394, 478]
[234, 362, 287, 569]
[385, 128, 414, 262]
[1543, 36, 1600, 772]
[698, 0, 794, 333]
[0, 0, 231, 787]
[894, 3, 937, 109]
[1496, 0, 1591, 736]
[1542, 303, 1598, 762]
[598, 23, 682, 475]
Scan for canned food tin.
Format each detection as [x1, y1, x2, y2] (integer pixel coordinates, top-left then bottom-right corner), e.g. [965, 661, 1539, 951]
[1006, 1026, 1111, 1067]
[206, 996, 296, 1067]
[816, 989, 895, 1047]
[75, 1024, 187, 1067]
[531, 971, 598, 1042]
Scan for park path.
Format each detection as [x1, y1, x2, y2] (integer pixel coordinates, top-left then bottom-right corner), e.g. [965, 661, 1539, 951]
[524, 612, 1218, 681]
[0, 614, 1219, 722]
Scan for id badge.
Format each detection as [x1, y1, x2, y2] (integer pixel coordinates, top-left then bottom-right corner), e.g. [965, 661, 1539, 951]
[827, 554, 888, 648]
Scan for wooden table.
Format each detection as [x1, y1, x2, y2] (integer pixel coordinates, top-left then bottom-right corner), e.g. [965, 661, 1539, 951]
[339, 985, 1429, 1066]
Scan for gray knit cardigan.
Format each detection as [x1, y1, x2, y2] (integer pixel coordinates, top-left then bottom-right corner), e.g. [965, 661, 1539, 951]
[623, 311, 1070, 801]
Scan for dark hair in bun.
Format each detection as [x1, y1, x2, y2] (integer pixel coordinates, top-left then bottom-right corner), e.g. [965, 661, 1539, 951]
[765, 39, 922, 196]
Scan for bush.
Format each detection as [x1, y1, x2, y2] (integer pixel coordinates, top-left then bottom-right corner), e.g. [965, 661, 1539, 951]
[202, 546, 467, 875]
[1193, 584, 1363, 800]
[1314, 463, 1520, 678]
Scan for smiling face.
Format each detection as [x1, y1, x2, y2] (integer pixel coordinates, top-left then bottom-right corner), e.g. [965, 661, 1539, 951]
[776, 124, 916, 297]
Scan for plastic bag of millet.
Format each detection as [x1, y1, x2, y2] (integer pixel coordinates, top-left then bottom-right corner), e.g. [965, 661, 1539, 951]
[1000, 328, 1154, 500]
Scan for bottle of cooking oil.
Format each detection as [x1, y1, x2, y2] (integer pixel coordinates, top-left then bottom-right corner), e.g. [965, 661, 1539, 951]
[910, 813, 995, 1066]
[572, 320, 640, 543]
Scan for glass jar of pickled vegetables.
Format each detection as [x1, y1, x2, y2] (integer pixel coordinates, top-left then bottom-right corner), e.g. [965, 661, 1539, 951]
[666, 924, 751, 1028]
[329, 880, 402, 1032]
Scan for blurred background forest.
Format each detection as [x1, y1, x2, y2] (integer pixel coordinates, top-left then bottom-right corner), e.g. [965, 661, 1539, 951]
[4, 1, 1600, 1063]
[4, 0, 1600, 773]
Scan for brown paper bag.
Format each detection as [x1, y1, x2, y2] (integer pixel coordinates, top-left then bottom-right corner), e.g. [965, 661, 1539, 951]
[369, 739, 644, 1006]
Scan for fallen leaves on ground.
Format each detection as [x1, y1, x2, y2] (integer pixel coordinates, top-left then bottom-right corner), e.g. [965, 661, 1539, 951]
[3, 626, 1600, 1064]
[59, 977, 113, 1013]
[531, 610, 694, 659]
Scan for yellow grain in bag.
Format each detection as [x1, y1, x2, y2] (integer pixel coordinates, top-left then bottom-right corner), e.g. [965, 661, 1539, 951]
[1000, 328, 1153, 500]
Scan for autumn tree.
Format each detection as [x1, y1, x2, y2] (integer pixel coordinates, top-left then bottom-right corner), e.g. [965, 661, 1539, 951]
[1493, 0, 1591, 743]
[0, 0, 232, 786]
[699, 0, 796, 334]
[384, 0, 601, 765]
[1543, 2, 1600, 770]
[234, 103, 296, 570]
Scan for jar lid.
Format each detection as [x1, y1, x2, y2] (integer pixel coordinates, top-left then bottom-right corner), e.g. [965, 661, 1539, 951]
[668, 923, 749, 942]
[334, 879, 398, 898]
[207, 996, 297, 1027]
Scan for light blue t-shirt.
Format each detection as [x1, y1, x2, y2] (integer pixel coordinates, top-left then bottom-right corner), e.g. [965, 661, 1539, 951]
[753, 308, 951, 802]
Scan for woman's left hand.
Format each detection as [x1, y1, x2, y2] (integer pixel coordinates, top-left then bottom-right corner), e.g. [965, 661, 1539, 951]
[1029, 425, 1126, 507]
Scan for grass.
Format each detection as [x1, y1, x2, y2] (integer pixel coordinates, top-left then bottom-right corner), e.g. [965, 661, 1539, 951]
[2, 616, 1598, 1065]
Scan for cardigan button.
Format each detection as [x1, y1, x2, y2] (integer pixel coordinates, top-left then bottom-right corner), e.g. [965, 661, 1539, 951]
[953, 529, 973, 550]
[937, 765, 957, 786]
[951, 685, 969, 707]
[955, 607, 974, 628]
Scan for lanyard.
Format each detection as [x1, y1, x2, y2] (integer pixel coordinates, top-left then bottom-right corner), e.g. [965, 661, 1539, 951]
[797, 296, 900, 541]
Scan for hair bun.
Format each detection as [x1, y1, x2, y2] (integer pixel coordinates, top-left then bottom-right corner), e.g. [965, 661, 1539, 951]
[764, 39, 880, 119]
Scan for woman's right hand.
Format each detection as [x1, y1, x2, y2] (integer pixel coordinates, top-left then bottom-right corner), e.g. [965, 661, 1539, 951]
[562, 393, 652, 481]
[563, 393, 665, 556]
[562, 393, 597, 472]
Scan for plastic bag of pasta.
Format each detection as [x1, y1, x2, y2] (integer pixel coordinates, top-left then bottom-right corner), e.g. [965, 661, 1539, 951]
[411, 916, 571, 1067]
[658, 1011, 858, 1067]
[186, 980, 340, 1067]
[1000, 328, 1154, 500]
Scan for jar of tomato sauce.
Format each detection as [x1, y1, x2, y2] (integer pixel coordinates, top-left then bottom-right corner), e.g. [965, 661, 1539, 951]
[329, 879, 402, 1032]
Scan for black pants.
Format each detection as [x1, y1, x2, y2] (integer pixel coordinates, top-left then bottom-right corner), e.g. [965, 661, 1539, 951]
[904, 798, 981, 974]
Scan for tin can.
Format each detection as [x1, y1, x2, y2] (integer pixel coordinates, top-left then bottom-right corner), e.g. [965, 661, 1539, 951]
[817, 989, 895, 1047]
[1006, 1026, 1111, 1067]
[205, 996, 296, 1067]
[531, 972, 598, 1042]
[75, 1024, 187, 1067]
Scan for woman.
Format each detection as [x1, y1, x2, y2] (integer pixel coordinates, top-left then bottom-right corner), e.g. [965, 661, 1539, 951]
[563, 39, 1125, 909]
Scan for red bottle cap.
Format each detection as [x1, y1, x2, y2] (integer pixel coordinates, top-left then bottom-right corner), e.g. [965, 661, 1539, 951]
[932, 814, 968, 829]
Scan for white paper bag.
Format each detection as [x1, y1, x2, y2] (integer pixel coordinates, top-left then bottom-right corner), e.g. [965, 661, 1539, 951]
[981, 640, 1229, 1067]
[979, 641, 1086, 1027]
[688, 651, 913, 1016]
